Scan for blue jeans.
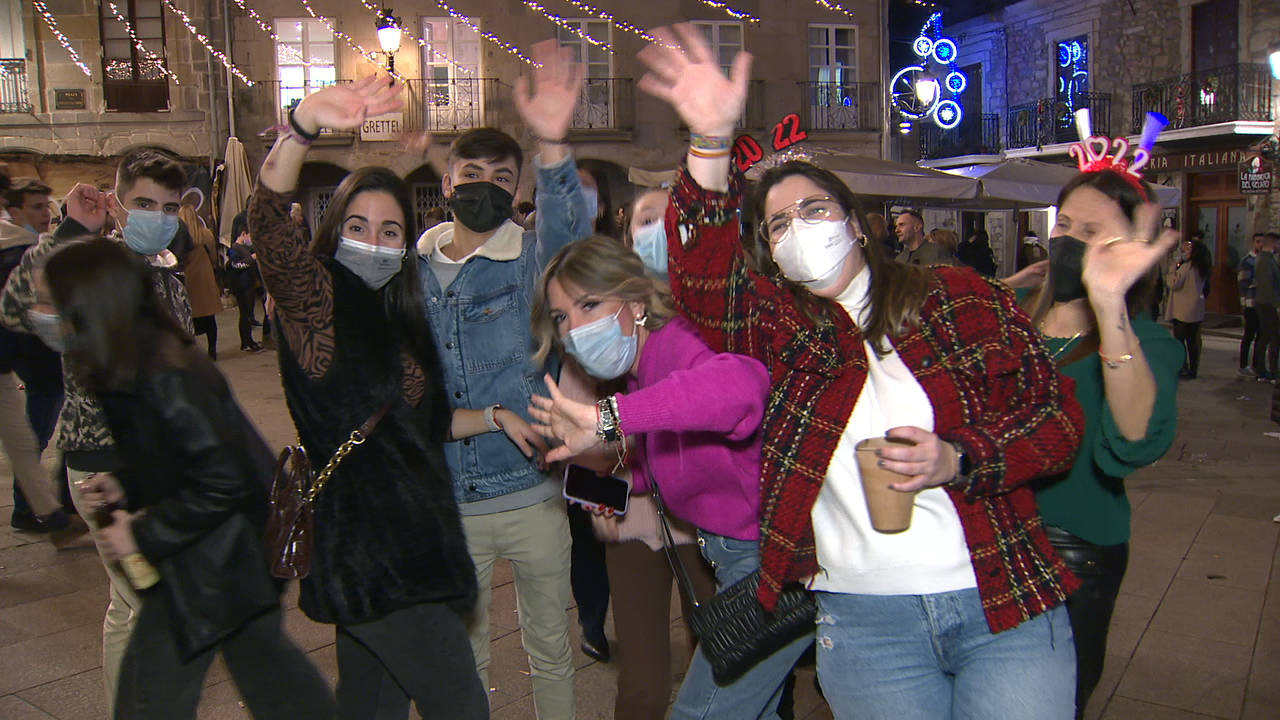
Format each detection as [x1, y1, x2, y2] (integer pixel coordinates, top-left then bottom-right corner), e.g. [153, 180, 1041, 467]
[815, 588, 1076, 720]
[670, 532, 815, 720]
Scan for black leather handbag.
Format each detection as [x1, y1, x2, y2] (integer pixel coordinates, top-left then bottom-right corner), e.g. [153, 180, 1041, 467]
[652, 479, 817, 686]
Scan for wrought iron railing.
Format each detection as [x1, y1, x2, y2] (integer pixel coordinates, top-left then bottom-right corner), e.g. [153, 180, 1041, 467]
[1130, 63, 1273, 133]
[1005, 92, 1111, 149]
[571, 78, 634, 131]
[402, 78, 501, 133]
[1, 59, 33, 114]
[920, 113, 1000, 160]
[799, 81, 881, 131]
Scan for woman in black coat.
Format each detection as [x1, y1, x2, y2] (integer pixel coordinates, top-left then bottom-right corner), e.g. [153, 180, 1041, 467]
[44, 238, 335, 720]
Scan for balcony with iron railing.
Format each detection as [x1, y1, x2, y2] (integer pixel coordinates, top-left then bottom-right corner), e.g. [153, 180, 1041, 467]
[1006, 92, 1112, 149]
[1130, 63, 1273, 133]
[799, 81, 881, 132]
[402, 77, 503, 133]
[571, 78, 635, 132]
[0, 59, 32, 114]
[920, 113, 1000, 160]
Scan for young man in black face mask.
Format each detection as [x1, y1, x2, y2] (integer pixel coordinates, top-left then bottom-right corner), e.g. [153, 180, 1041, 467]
[413, 41, 594, 720]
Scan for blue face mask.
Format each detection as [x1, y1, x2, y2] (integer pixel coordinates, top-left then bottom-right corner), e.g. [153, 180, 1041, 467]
[28, 309, 67, 353]
[21, 223, 38, 235]
[562, 306, 638, 380]
[631, 221, 668, 276]
[335, 236, 405, 290]
[583, 188, 599, 221]
[121, 209, 179, 255]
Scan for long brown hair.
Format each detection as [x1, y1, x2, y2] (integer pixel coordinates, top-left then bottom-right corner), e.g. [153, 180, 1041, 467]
[749, 161, 933, 355]
[531, 235, 677, 363]
[311, 166, 440, 377]
[1022, 169, 1158, 365]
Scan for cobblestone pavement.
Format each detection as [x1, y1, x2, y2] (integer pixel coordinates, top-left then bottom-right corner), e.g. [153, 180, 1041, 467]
[0, 314, 1274, 719]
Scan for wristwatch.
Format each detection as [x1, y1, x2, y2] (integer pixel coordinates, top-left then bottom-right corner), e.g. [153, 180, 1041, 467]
[484, 404, 504, 433]
[949, 441, 972, 485]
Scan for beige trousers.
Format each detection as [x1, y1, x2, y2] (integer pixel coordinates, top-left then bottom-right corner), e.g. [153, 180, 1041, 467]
[0, 372, 59, 516]
[67, 467, 141, 711]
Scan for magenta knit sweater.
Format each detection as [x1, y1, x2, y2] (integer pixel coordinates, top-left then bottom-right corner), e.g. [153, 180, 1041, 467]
[614, 315, 769, 541]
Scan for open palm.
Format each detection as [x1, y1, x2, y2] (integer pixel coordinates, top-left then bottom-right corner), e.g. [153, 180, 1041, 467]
[1083, 203, 1179, 300]
[515, 39, 586, 142]
[293, 75, 404, 134]
[528, 374, 601, 464]
[637, 24, 752, 138]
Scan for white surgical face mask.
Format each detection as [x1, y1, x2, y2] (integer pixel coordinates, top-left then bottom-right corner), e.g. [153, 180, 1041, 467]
[770, 218, 855, 290]
[335, 236, 406, 290]
[28, 309, 68, 352]
[631, 221, 668, 276]
[121, 209, 180, 256]
[562, 305, 638, 381]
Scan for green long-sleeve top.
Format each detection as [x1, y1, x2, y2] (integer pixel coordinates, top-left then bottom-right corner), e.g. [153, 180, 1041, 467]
[1035, 314, 1184, 546]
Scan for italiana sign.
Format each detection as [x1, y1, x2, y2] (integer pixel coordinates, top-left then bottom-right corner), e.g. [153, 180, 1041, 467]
[1146, 148, 1246, 172]
[360, 113, 403, 142]
[1239, 156, 1274, 195]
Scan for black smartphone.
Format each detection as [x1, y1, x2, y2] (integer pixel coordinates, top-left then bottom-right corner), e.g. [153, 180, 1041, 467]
[562, 464, 631, 515]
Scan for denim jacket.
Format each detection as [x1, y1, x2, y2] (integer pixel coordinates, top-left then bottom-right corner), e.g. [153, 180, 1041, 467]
[418, 154, 590, 503]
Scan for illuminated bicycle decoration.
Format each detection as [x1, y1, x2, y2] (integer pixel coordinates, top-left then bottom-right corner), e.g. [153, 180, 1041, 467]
[890, 12, 967, 133]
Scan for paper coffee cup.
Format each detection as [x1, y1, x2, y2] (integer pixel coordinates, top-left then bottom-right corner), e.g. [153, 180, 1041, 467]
[854, 437, 918, 534]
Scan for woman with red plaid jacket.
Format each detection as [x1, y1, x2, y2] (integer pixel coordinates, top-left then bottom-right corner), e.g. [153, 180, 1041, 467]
[636, 26, 1087, 719]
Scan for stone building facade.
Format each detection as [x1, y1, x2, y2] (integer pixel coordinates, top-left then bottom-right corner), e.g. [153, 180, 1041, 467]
[0, 0, 231, 189]
[920, 0, 1279, 313]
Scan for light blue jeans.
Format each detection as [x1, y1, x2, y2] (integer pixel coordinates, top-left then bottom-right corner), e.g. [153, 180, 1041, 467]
[815, 588, 1076, 720]
[670, 532, 815, 720]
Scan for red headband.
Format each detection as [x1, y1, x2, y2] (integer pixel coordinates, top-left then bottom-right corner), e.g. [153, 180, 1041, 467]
[1068, 135, 1151, 202]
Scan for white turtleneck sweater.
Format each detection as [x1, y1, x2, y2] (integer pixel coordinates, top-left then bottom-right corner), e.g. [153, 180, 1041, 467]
[808, 266, 977, 596]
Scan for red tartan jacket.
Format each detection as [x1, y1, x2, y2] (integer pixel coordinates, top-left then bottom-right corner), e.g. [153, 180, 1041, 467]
[665, 164, 1084, 633]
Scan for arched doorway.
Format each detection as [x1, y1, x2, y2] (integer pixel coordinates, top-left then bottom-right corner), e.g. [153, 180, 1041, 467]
[298, 162, 350, 233]
[406, 163, 447, 235]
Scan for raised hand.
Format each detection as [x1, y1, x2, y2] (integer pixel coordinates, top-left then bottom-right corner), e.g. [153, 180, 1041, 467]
[1083, 203, 1179, 303]
[63, 183, 108, 233]
[515, 40, 586, 143]
[528, 374, 603, 464]
[637, 23, 753, 138]
[293, 75, 404, 134]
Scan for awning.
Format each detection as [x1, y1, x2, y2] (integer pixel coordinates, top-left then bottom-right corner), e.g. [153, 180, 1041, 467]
[942, 159, 1182, 208]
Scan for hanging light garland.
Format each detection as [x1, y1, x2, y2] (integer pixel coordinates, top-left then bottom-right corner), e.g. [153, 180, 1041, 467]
[30, 1, 92, 77]
[158, 0, 254, 85]
[355, 0, 473, 75]
[523, 0, 614, 53]
[295, 0, 406, 80]
[812, 0, 856, 18]
[434, 0, 539, 66]
[555, 0, 670, 46]
[694, 0, 760, 23]
[108, 2, 182, 84]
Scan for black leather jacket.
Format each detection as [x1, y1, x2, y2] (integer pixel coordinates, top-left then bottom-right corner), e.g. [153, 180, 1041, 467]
[98, 334, 279, 660]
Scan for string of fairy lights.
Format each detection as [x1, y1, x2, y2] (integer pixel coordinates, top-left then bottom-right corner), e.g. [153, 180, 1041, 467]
[355, 0, 475, 75]
[33, 0, 865, 88]
[107, 2, 182, 84]
[159, 0, 254, 85]
[295, 0, 407, 81]
[30, 1, 92, 77]
[522, 1, 614, 52]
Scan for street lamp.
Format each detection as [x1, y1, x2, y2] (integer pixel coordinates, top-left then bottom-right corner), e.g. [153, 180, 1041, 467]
[1269, 43, 1280, 80]
[914, 75, 940, 108]
[377, 9, 402, 75]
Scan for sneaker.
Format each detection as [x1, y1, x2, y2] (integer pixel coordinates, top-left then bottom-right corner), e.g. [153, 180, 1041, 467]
[1238, 367, 1257, 378]
[10, 509, 71, 534]
[241, 342, 264, 353]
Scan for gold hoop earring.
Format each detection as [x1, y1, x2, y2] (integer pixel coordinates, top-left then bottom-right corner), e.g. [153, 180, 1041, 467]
[857, 234, 868, 248]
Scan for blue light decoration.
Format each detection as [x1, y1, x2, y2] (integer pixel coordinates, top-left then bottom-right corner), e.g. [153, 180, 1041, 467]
[1056, 37, 1088, 115]
[891, 11, 967, 132]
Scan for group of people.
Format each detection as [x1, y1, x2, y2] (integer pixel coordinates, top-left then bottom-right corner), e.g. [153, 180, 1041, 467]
[0, 25, 1188, 720]
[1239, 231, 1280, 384]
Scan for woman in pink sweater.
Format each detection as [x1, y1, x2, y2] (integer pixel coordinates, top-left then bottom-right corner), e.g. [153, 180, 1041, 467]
[529, 235, 812, 719]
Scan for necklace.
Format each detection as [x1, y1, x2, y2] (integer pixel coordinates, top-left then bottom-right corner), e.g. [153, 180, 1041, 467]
[1041, 327, 1085, 360]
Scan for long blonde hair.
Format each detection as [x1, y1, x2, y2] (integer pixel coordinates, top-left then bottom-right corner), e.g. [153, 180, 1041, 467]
[927, 228, 959, 256]
[532, 235, 676, 363]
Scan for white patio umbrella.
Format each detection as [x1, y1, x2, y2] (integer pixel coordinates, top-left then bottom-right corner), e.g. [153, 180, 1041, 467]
[943, 159, 1181, 208]
[218, 136, 254, 246]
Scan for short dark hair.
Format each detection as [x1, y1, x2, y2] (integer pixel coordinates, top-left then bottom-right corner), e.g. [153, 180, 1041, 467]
[897, 209, 923, 225]
[5, 179, 53, 210]
[1267, 232, 1280, 242]
[116, 149, 187, 197]
[448, 128, 524, 178]
[230, 211, 249, 242]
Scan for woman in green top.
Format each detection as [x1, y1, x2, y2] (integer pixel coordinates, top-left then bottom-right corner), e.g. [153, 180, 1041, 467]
[1019, 169, 1184, 717]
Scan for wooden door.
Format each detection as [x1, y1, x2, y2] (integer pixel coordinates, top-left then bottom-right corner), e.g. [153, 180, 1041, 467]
[1191, 0, 1238, 73]
[1188, 171, 1244, 314]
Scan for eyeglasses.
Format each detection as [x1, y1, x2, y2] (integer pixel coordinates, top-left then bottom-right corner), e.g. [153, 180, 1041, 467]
[760, 195, 845, 243]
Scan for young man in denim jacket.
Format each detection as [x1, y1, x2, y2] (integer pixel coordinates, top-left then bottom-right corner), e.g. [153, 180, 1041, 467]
[415, 42, 593, 719]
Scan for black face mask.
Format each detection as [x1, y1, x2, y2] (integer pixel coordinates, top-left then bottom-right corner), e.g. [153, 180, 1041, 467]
[1049, 234, 1089, 303]
[449, 182, 514, 234]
